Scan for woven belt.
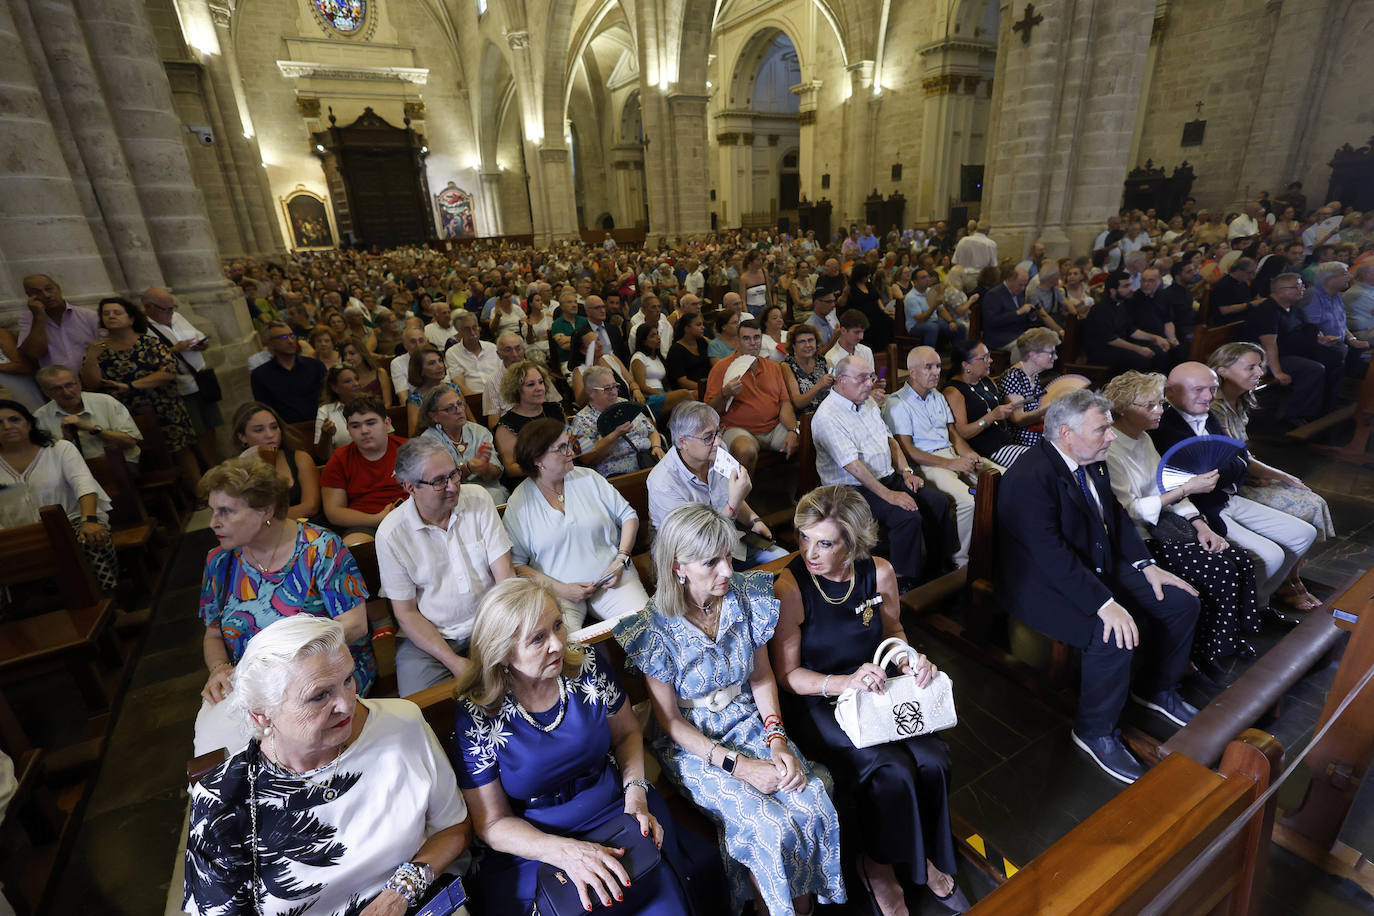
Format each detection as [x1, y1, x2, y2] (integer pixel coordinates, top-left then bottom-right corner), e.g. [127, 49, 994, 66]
[678, 683, 742, 713]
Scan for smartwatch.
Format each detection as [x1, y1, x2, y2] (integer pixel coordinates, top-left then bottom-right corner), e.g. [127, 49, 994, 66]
[1131, 558, 1158, 572]
[720, 750, 739, 774]
[84, 514, 99, 524]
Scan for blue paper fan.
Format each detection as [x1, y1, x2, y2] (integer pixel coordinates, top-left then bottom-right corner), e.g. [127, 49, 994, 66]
[1156, 434, 1247, 493]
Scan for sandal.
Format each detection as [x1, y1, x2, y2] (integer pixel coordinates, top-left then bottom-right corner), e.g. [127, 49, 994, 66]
[1275, 584, 1321, 611]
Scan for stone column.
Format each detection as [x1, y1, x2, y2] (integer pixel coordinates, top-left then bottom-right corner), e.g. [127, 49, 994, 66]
[0, 0, 113, 309]
[842, 61, 877, 224]
[477, 170, 504, 236]
[792, 80, 822, 201]
[917, 39, 995, 222]
[983, 0, 1153, 259]
[26, 0, 165, 292]
[610, 146, 645, 228]
[714, 113, 754, 228]
[664, 91, 711, 236]
[537, 146, 580, 239]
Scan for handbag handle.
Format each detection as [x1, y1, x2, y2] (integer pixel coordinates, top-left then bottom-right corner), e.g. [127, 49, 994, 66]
[873, 636, 916, 672]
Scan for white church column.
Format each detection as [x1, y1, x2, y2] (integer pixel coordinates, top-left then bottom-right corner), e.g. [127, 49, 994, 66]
[537, 146, 580, 240]
[0, 0, 114, 307]
[841, 61, 876, 225]
[478, 169, 504, 236]
[983, 0, 1153, 259]
[917, 39, 995, 223]
[715, 112, 754, 228]
[793, 80, 821, 201]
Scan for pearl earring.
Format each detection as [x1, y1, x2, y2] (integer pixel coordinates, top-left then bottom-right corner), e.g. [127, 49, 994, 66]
[265, 518, 272, 527]
[677, 574, 686, 584]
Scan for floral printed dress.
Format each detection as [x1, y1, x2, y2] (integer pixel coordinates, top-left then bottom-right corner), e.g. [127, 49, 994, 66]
[96, 335, 196, 450]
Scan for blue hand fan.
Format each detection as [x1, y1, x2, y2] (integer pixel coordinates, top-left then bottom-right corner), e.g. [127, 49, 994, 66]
[1156, 434, 1247, 493]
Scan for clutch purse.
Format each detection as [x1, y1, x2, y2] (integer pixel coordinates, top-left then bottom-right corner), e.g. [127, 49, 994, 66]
[834, 637, 958, 748]
[535, 813, 662, 915]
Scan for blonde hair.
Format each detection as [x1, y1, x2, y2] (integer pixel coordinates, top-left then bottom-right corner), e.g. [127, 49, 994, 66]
[652, 504, 738, 618]
[793, 485, 878, 561]
[197, 455, 290, 518]
[1014, 327, 1060, 355]
[456, 578, 576, 712]
[499, 359, 555, 406]
[1206, 341, 1267, 410]
[1100, 370, 1166, 417]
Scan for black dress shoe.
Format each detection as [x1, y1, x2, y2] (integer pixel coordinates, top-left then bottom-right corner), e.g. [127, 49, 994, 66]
[1192, 658, 1227, 688]
[1260, 605, 1300, 628]
[1071, 730, 1144, 784]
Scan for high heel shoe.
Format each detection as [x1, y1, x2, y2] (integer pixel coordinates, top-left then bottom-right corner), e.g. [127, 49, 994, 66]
[931, 883, 971, 913]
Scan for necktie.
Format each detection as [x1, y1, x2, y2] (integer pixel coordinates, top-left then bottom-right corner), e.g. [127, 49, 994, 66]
[1075, 465, 1105, 529]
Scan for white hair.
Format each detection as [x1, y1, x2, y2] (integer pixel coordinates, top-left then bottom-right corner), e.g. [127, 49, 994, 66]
[1312, 261, 1350, 286]
[231, 616, 349, 739]
[669, 400, 719, 443]
[583, 365, 614, 387]
[1043, 389, 1113, 443]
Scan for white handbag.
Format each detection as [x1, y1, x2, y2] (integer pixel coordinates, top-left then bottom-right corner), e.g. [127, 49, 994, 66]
[833, 637, 957, 748]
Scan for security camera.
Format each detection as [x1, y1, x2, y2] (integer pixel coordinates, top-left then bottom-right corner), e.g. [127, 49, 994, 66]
[188, 125, 214, 146]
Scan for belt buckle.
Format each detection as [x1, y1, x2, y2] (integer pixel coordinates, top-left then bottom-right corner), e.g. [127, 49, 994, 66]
[705, 688, 732, 713]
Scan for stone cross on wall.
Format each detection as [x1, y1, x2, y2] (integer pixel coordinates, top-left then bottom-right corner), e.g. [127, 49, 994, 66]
[1012, 3, 1044, 45]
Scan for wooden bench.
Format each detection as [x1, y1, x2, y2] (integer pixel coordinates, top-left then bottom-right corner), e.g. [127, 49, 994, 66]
[1188, 320, 1243, 363]
[85, 445, 160, 603]
[1305, 346, 1374, 463]
[970, 729, 1282, 914]
[1059, 314, 1111, 387]
[133, 409, 186, 524]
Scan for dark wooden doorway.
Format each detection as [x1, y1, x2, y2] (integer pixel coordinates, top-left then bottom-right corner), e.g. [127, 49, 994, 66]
[313, 108, 433, 248]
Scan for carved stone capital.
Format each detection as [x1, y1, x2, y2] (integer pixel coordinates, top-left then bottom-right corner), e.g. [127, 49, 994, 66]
[403, 101, 426, 120]
[276, 61, 429, 84]
[207, 0, 233, 29]
[505, 30, 531, 51]
[296, 96, 322, 118]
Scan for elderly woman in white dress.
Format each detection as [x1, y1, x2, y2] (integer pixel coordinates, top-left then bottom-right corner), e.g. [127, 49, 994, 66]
[184, 615, 471, 916]
[1101, 372, 1262, 679]
[503, 418, 649, 627]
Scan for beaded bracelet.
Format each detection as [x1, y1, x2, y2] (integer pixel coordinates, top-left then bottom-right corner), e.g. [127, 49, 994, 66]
[820, 674, 834, 698]
[623, 778, 651, 794]
[383, 861, 432, 906]
[761, 714, 782, 729]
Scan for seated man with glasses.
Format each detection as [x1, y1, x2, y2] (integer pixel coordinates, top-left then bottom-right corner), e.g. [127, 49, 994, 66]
[704, 319, 800, 474]
[376, 438, 515, 695]
[249, 320, 326, 423]
[812, 355, 955, 591]
[33, 364, 142, 471]
[645, 400, 789, 568]
[320, 396, 409, 543]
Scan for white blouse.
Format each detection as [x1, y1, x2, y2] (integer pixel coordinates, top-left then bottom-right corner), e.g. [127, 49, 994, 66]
[0, 440, 110, 527]
[631, 351, 667, 392]
[504, 467, 637, 584]
[1105, 428, 1199, 537]
[314, 402, 352, 448]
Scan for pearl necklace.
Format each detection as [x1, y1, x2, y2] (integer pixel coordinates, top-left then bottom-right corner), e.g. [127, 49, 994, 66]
[269, 737, 345, 800]
[513, 676, 568, 733]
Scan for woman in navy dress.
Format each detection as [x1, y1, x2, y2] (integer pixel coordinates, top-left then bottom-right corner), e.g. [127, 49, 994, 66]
[451, 577, 690, 915]
[770, 487, 968, 914]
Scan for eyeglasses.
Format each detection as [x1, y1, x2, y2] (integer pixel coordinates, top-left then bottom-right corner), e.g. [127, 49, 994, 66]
[1131, 400, 1166, 411]
[414, 468, 463, 490]
[840, 373, 878, 383]
[432, 402, 463, 414]
[547, 442, 575, 456]
[270, 332, 297, 341]
[968, 354, 992, 363]
[688, 429, 722, 443]
[589, 384, 618, 393]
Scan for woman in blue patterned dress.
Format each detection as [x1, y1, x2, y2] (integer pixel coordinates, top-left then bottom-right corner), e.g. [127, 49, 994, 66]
[452, 578, 691, 915]
[194, 456, 373, 757]
[613, 503, 845, 916]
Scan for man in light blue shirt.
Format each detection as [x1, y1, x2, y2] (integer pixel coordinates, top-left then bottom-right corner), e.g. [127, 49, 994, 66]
[903, 268, 940, 345]
[1343, 260, 1374, 342]
[884, 346, 1000, 566]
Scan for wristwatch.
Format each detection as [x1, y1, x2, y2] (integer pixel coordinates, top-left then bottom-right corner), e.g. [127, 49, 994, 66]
[90, 425, 103, 436]
[1131, 558, 1158, 572]
[901, 467, 915, 475]
[720, 750, 739, 774]
[615, 552, 631, 568]
[83, 514, 99, 524]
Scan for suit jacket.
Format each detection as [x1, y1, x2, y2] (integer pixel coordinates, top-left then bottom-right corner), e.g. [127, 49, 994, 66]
[981, 284, 1031, 350]
[589, 321, 632, 367]
[1148, 407, 1250, 535]
[997, 440, 1153, 647]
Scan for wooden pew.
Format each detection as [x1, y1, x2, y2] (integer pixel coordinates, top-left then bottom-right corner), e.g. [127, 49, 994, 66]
[1188, 320, 1243, 363]
[1059, 314, 1111, 386]
[85, 446, 160, 607]
[386, 404, 410, 437]
[970, 730, 1282, 914]
[132, 409, 186, 524]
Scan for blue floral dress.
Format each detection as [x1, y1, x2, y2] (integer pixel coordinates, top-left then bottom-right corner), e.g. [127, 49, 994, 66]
[199, 523, 375, 694]
[451, 651, 690, 915]
[613, 571, 845, 915]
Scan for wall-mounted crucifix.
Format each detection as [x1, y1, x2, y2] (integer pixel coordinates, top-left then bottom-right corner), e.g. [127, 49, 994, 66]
[1012, 3, 1043, 45]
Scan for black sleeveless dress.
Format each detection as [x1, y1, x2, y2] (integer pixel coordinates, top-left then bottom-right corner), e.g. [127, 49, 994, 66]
[779, 554, 957, 886]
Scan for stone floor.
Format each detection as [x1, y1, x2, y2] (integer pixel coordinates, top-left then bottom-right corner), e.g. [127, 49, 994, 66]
[29, 402, 1374, 915]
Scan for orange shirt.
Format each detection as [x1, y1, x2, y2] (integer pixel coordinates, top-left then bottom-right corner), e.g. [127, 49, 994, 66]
[705, 353, 788, 434]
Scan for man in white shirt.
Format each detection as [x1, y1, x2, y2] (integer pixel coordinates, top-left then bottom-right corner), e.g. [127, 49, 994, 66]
[141, 287, 221, 464]
[390, 325, 427, 398]
[481, 332, 561, 425]
[377, 438, 515, 694]
[444, 311, 499, 393]
[1227, 202, 1263, 243]
[952, 220, 998, 271]
[1093, 215, 1125, 272]
[1301, 202, 1345, 257]
[628, 295, 673, 358]
[811, 354, 953, 589]
[826, 311, 882, 403]
[424, 301, 458, 349]
[33, 365, 142, 466]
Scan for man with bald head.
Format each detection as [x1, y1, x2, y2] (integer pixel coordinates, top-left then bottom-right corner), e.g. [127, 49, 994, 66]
[813, 257, 845, 302]
[19, 274, 101, 369]
[980, 268, 1034, 351]
[884, 347, 996, 566]
[481, 331, 561, 425]
[1152, 362, 1317, 609]
[142, 287, 221, 463]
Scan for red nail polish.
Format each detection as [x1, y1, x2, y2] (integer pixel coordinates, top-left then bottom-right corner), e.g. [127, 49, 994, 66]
[642, 829, 648, 836]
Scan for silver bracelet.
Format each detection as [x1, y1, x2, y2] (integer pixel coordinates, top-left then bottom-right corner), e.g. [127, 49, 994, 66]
[821, 674, 833, 699]
[623, 778, 651, 794]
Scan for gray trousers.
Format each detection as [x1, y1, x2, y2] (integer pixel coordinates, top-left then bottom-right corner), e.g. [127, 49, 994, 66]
[396, 635, 469, 698]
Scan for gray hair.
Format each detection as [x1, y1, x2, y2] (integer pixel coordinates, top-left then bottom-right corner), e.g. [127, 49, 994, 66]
[35, 364, 76, 387]
[1043, 389, 1113, 443]
[231, 615, 349, 739]
[652, 503, 739, 618]
[668, 400, 719, 444]
[1123, 251, 1148, 270]
[343, 303, 369, 322]
[583, 365, 614, 388]
[393, 436, 455, 484]
[1312, 261, 1350, 286]
[1272, 271, 1304, 289]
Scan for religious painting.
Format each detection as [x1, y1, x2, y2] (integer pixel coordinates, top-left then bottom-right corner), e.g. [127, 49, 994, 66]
[313, 0, 366, 32]
[281, 187, 335, 250]
[436, 183, 476, 238]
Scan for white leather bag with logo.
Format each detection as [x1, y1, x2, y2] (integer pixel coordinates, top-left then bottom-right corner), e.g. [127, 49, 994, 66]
[834, 637, 957, 748]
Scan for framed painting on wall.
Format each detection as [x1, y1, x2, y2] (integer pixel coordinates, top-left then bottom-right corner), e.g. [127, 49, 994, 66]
[435, 182, 476, 238]
[281, 187, 335, 250]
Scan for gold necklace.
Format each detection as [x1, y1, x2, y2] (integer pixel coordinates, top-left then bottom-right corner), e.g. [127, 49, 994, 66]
[807, 567, 856, 606]
[243, 526, 292, 574]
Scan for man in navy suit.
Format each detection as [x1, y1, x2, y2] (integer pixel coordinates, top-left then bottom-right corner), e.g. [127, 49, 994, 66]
[584, 295, 631, 367]
[979, 268, 1033, 351]
[998, 389, 1201, 783]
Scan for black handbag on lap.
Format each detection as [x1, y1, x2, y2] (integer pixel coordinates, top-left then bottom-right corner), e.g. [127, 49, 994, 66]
[535, 814, 662, 915]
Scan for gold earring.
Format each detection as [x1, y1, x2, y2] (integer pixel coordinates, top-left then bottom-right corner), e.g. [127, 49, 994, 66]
[265, 518, 272, 527]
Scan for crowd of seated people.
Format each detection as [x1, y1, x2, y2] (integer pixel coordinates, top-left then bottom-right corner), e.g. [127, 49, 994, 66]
[10, 197, 1372, 915]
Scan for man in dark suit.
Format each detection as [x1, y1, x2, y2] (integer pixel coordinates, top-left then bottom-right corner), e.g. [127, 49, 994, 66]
[998, 389, 1201, 783]
[584, 295, 631, 366]
[979, 268, 1032, 351]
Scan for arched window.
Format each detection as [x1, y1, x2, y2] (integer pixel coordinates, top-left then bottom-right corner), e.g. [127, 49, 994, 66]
[313, 0, 366, 32]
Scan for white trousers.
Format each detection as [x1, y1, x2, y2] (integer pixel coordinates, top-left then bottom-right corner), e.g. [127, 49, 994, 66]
[1219, 495, 1318, 601]
[558, 564, 651, 629]
[921, 448, 1004, 567]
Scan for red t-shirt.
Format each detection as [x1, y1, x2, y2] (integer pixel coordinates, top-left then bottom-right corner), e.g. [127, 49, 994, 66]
[320, 435, 408, 513]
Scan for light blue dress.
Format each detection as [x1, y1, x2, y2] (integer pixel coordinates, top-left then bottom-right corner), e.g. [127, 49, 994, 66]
[613, 571, 845, 915]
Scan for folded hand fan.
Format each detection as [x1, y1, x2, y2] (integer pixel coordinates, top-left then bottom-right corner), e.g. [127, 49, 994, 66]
[596, 400, 652, 437]
[1156, 434, 1247, 493]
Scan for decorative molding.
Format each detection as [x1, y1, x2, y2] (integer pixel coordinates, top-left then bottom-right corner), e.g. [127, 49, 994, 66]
[296, 96, 322, 118]
[922, 74, 960, 96]
[918, 38, 996, 57]
[716, 132, 739, 146]
[505, 30, 531, 51]
[767, 134, 779, 146]
[403, 101, 426, 120]
[962, 74, 981, 94]
[276, 61, 429, 84]
[1150, 14, 1168, 43]
[741, 133, 754, 146]
[207, 0, 233, 29]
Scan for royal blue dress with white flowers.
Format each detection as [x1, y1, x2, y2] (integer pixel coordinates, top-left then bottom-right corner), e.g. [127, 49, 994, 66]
[451, 651, 689, 915]
[613, 571, 845, 916]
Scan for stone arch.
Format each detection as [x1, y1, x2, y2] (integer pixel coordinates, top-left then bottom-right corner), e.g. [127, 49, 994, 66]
[932, 0, 1001, 42]
[725, 25, 803, 111]
[561, 0, 637, 122]
[477, 40, 512, 166]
